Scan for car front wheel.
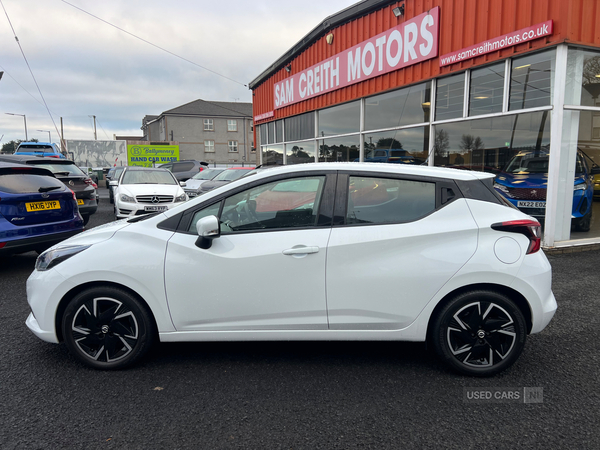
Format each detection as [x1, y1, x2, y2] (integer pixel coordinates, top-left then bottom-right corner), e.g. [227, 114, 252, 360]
[62, 286, 156, 369]
[431, 290, 527, 376]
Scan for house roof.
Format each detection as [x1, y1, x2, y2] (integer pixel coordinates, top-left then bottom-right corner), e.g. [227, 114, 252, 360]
[162, 99, 252, 117]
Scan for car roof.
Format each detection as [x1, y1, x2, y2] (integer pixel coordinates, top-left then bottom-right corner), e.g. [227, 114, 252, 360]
[123, 166, 169, 171]
[17, 142, 54, 146]
[246, 162, 494, 181]
[0, 161, 55, 177]
[0, 154, 74, 164]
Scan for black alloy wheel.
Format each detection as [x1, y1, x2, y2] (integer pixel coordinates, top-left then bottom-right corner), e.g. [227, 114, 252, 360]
[431, 290, 527, 376]
[62, 286, 156, 369]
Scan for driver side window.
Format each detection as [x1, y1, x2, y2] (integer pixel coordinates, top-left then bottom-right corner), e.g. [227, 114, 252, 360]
[220, 176, 325, 234]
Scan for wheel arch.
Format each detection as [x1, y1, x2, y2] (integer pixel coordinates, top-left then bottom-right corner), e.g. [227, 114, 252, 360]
[426, 283, 533, 344]
[54, 281, 159, 342]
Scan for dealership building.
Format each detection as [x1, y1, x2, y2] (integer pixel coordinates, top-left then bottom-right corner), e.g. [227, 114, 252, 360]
[249, 0, 600, 248]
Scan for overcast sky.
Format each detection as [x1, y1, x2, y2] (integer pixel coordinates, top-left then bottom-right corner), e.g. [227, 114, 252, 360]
[0, 0, 354, 145]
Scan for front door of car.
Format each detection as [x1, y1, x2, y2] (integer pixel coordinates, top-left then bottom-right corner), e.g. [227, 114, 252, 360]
[325, 173, 478, 330]
[164, 173, 334, 331]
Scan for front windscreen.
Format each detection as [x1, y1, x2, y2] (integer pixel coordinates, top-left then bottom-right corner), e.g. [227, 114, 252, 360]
[121, 170, 176, 185]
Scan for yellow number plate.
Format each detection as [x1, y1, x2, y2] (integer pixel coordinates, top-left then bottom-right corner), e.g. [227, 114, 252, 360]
[25, 200, 61, 212]
[77, 199, 84, 205]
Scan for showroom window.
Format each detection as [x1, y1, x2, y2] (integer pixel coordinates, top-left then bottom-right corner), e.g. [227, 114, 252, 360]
[204, 140, 215, 152]
[469, 62, 505, 116]
[346, 176, 436, 225]
[259, 124, 268, 147]
[319, 136, 360, 162]
[433, 110, 550, 173]
[364, 82, 431, 130]
[285, 112, 315, 141]
[509, 50, 556, 111]
[363, 127, 429, 164]
[228, 141, 238, 152]
[228, 120, 237, 131]
[219, 176, 326, 233]
[204, 119, 214, 131]
[275, 120, 284, 143]
[435, 73, 465, 121]
[267, 122, 276, 144]
[262, 144, 283, 166]
[318, 101, 360, 137]
[286, 141, 316, 165]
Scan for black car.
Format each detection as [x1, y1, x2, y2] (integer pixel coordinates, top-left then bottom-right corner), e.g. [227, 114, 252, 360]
[0, 155, 98, 226]
[158, 160, 208, 181]
[0, 162, 83, 256]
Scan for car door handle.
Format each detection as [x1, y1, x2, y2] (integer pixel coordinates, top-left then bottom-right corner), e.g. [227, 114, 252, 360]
[282, 246, 320, 255]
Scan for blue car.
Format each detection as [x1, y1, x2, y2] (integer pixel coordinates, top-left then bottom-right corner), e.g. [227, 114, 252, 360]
[494, 150, 598, 232]
[0, 162, 84, 256]
[14, 142, 65, 158]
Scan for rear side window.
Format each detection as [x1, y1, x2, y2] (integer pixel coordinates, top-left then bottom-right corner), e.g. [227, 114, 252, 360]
[0, 174, 64, 194]
[175, 162, 194, 171]
[346, 176, 436, 224]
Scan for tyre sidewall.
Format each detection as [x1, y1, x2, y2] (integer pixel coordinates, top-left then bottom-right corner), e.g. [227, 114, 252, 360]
[62, 286, 155, 370]
[432, 290, 527, 377]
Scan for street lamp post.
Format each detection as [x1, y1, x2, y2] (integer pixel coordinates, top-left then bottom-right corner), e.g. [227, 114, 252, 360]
[5, 113, 28, 140]
[37, 130, 51, 142]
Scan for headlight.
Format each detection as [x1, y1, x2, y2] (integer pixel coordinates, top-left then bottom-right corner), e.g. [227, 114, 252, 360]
[175, 193, 187, 202]
[120, 193, 135, 202]
[494, 183, 512, 197]
[574, 183, 586, 191]
[35, 245, 91, 271]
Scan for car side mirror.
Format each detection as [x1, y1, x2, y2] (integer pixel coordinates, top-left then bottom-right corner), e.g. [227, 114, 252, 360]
[109, 180, 118, 186]
[195, 215, 220, 249]
[180, 181, 186, 187]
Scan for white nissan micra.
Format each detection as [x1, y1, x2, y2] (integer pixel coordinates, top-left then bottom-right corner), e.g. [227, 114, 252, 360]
[26, 163, 556, 376]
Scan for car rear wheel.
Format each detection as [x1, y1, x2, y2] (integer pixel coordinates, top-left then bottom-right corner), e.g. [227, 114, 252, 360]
[431, 290, 527, 376]
[81, 215, 90, 226]
[62, 286, 156, 369]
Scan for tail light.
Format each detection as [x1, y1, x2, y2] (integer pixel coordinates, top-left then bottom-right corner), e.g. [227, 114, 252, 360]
[84, 177, 98, 189]
[70, 189, 77, 201]
[0, 243, 6, 249]
[491, 219, 541, 254]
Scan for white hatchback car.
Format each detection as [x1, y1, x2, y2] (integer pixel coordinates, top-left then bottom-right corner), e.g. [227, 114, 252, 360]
[111, 166, 187, 219]
[26, 163, 556, 376]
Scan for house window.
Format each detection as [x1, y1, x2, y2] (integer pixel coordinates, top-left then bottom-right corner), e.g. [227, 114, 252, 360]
[228, 120, 237, 131]
[228, 141, 238, 152]
[204, 140, 215, 152]
[204, 119, 214, 131]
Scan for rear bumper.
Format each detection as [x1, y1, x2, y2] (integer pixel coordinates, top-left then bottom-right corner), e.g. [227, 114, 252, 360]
[0, 228, 83, 256]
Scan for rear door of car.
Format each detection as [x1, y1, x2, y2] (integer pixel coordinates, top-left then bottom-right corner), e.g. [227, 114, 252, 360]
[325, 171, 479, 330]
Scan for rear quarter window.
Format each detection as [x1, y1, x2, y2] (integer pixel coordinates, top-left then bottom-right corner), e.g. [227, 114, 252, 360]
[346, 176, 436, 225]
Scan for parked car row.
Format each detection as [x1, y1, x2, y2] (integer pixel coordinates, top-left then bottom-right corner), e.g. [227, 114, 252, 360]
[0, 162, 83, 256]
[0, 155, 98, 226]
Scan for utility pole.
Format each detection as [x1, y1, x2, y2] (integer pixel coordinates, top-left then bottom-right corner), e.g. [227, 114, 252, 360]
[60, 117, 67, 156]
[92, 115, 97, 140]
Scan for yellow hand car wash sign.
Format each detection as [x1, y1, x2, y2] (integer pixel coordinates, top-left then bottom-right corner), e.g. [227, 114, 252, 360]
[127, 144, 180, 167]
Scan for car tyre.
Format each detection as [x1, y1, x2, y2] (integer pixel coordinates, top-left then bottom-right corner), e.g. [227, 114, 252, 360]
[82, 215, 90, 226]
[62, 286, 156, 370]
[431, 290, 527, 377]
[573, 206, 592, 232]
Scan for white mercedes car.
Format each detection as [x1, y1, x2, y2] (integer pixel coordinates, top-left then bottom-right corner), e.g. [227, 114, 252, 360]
[26, 163, 556, 376]
[111, 166, 187, 219]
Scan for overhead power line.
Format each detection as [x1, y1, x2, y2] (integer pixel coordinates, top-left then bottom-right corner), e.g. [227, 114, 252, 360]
[60, 0, 248, 87]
